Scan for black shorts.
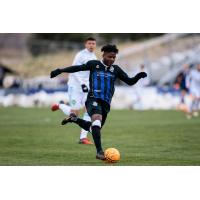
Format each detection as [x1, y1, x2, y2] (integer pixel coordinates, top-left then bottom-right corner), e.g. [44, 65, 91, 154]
[85, 97, 110, 127]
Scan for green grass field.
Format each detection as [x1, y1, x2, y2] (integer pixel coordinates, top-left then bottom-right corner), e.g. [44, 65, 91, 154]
[0, 107, 200, 165]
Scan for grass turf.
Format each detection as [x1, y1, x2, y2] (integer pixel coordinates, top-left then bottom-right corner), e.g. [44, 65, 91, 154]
[0, 107, 200, 165]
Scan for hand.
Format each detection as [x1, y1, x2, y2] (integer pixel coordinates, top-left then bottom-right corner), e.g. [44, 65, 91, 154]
[81, 84, 89, 93]
[50, 68, 62, 78]
[136, 72, 147, 79]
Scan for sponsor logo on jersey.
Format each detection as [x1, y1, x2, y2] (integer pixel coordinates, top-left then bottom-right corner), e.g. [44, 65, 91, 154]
[94, 89, 101, 92]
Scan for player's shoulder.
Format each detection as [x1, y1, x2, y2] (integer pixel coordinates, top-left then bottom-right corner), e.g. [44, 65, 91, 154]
[113, 64, 120, 68]
[75, 49, 86, 57]
[112, 64, 121, 71]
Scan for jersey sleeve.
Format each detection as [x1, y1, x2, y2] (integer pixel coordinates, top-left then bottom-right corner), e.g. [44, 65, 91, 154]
[116, 65, 142, 85]
[85, 60, 95, 68]
[60, 63, 91, 73]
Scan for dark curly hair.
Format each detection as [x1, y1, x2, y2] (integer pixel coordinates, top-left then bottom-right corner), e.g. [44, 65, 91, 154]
[101, 44, 119, 54]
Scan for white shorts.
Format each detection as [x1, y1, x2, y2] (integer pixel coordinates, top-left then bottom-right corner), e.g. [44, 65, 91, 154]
[68, 86, 87, 110]
[190, 87, 200, 98]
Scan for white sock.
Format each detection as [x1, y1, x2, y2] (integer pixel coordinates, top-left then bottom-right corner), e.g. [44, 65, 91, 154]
[194, 99, 200, 110]
[189, 99, 196, 113]
[59, 104, 71, 116]
[80, 112, 91, 140]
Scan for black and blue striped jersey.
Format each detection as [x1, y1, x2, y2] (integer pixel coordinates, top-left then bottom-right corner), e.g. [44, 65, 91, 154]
[88, 60, 117, 104]
[60, 60, 144, 105]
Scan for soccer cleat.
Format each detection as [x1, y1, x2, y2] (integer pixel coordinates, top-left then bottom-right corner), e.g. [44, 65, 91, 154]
[193, 112, 199, 117]
[96, 151, 106, 161]
[61, 113, 77, 125]
[79, 138, 93, 145]
[51, 103, 59, 111]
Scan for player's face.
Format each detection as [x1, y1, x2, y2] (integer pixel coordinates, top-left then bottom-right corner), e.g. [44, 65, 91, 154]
[85, 40, 96, 52]
[103, 52, 116, 66]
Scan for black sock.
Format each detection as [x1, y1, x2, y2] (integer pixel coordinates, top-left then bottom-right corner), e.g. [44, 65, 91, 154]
[73, 118, 91, 132]
[91, 126, 103, 153]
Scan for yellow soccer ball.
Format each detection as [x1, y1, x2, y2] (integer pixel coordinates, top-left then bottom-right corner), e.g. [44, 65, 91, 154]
[105, 148, 120, 163]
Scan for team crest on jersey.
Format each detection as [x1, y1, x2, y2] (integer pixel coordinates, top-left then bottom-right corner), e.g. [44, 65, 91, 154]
[109, 66, 114, 72]
[96, 65, 100, 69]
[92, 101, 98, 106]
[71, 99, 77, 105]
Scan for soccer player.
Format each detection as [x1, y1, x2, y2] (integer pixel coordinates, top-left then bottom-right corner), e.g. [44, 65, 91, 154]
[51, 37, 97, 144]
[50, 44, 147, 160]
[186, 63, 200, 119]
[174, 64, 190, 112]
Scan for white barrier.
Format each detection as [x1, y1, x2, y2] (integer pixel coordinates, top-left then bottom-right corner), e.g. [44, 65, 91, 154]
[0, 86, 191, 110]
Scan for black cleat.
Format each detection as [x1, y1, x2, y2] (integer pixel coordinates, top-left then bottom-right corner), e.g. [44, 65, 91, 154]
[59, 100, 65, 104]
[61, 113, 77, 125]
[96, 151, 106, 161]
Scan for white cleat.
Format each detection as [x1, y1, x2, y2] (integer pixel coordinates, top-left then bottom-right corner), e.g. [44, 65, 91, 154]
[193, 112, 199, 117]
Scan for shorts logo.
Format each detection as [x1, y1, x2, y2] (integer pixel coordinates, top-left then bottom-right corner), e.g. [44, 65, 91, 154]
[92, 101, 98, 106]
[96, 65, 100, 69]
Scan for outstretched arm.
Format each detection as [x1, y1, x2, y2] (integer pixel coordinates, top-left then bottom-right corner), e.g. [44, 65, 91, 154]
[50, 64, 90, 78]
[117, 66, 147, 85]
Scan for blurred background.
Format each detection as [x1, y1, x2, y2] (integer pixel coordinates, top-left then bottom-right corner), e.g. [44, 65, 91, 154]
[0, 33, 200, 110]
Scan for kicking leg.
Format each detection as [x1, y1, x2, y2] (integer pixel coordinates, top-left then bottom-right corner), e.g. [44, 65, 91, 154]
[61, 113, 91, 132]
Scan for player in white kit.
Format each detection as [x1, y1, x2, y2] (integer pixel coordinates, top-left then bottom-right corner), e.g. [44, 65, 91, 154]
[186, 63, 200, 119]
[51, 37, 97, 144]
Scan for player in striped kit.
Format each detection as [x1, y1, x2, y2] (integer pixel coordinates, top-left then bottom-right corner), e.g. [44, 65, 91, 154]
[51, 37, 97, 144]
[186, 63, 200, 119]
[50, 44, 147, 160]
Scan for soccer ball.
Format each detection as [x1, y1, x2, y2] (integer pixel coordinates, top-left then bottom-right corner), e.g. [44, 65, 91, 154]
[105, 148, 120, 163]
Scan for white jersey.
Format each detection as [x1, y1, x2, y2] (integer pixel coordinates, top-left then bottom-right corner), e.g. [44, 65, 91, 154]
[68, 48, 97, 90]
[187, 69, 200, 97]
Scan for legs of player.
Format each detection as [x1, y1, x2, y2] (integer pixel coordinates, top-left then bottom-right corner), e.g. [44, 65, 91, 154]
[80, 112, 91, 139]
[90, 114, 105, 160]
[52, 87, 92, 144]
[193, 97, 200, 117]
[69, 88, 92, 144]
[187, 96, 195, 119]
[61, 113, 105, 160]
[187, 88, 200, 119]
[79, 108, 92, 144]
[180, 90, 186, 104]
[187, 95, 199, 119]
[70, 108, 93, 144]
[58, 103, 71, 116]
[61, 113, 91, 130]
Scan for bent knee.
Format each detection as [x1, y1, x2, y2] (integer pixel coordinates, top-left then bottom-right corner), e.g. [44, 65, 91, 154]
[92, 119, 101, 128]
[92, 114, 102, 121]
